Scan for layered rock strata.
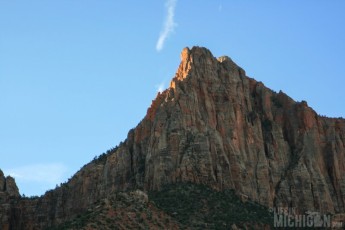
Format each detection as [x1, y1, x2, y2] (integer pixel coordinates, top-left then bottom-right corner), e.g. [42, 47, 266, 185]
[1, 47, 345, 229]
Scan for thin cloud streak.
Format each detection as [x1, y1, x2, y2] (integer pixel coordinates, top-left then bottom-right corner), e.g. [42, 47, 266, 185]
[156, 81, 166, 93]
[156, 0, 177, 52]
[5, 163, 67, 186]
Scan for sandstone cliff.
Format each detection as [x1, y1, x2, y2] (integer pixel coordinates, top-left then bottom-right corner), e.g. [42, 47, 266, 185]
[0, 170, 20, 229]
[1, 47, 345, 229]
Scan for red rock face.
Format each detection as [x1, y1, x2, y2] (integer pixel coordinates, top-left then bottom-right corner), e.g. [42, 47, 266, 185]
[1, 47, 345, 229]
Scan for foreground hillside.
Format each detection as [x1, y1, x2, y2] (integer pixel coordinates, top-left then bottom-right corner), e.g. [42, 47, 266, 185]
[49, 184, 272, 230]
[1, 47, 345, 229]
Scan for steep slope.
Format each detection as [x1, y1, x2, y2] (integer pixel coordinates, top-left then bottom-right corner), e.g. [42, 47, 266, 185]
[49, 184, 272, 230]
[1, 46, 345, 229]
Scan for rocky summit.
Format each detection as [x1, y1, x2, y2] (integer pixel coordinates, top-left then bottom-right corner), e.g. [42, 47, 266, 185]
[1, 46, 345, 229]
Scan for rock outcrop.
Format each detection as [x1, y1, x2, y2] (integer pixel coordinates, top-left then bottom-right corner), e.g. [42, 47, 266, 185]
[1, 47, 345, 229]
[0, 170, 20, 198]
[0, 170, 20, 230]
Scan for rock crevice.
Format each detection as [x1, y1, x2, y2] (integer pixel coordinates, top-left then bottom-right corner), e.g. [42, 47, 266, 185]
[1, 46, 345, 229]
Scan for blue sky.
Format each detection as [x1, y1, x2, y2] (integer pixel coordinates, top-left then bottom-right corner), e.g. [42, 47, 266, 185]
[1, 1, 344, 196]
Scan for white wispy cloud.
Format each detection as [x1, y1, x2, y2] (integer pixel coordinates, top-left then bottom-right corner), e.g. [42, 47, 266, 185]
[5, 163, 67, 188]
[156, 0, 177, 52]
[156, 81, 166, 93]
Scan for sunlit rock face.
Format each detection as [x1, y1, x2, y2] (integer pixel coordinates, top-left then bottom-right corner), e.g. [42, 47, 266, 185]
[143, 47, 345, 213]
[1, 47, 345, 229]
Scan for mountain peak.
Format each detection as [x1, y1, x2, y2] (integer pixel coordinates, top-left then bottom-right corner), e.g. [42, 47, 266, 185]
[171, 46, 241, 89]
[2, 46, 345, 229]
[179, 46, 219, 68]
[180, 46, 238, 67]
[180, 46, 213, 61]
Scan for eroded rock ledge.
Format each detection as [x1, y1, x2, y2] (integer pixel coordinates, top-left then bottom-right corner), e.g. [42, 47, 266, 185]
[1, 47, 345, 229]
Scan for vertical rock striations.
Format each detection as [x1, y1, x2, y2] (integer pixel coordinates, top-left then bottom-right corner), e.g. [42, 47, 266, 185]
[0, 170, 20, 230]
[1, 47, 345, 229]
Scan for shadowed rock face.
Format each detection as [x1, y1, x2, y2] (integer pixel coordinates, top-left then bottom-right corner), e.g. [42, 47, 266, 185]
[0, 170, 20, 229]
[0, 170, 20, 198]
[1, 47, 345, 229]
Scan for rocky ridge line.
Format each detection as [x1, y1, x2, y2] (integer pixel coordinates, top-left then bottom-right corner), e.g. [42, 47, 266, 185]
[1, 46, 345, 229]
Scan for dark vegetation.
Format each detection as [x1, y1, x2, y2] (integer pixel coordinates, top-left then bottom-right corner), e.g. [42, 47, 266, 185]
[261, 118, 273, 133]
[271, 95, 283, 108]
[47, 190, 177, 230]
[149, 183, 274, 229]
[48, 183, 274, 229]
[92, 144, 121, 165]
